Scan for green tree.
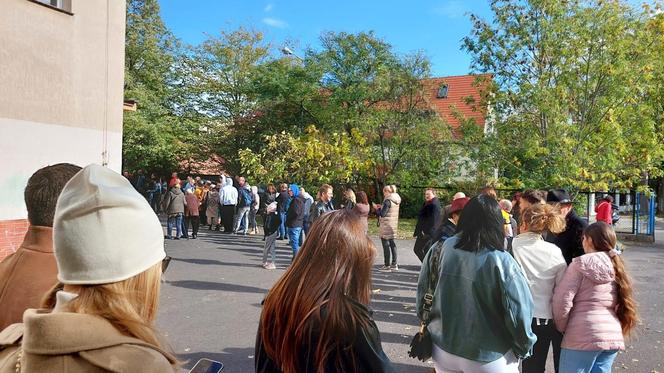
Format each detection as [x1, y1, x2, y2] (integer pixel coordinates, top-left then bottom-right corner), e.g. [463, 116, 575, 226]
[188, 28, 270, 173]
[463, 0, 664, 191]
[123, 0, 200, 174]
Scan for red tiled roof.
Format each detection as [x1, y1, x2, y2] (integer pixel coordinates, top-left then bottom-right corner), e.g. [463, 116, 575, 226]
[421, 74, 491, 130]
[179, 154, 226, 177]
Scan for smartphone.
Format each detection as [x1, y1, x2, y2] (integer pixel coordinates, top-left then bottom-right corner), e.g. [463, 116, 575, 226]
[161, 256, 172, 273]
[189, 358, 223, 373]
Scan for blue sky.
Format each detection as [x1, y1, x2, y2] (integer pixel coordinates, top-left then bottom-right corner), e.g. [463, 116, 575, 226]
[158, 0, 494, 77]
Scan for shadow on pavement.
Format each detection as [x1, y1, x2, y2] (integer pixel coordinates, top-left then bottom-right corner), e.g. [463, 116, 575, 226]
[169, 280, 268, 294]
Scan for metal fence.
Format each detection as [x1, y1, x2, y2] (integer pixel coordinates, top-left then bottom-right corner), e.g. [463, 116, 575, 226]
[576, 191, 656, 238]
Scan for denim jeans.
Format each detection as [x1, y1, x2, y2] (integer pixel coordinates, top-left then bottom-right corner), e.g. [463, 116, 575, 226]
[233, 206, 250, 233]
[381, 238, 397, 266]
[167, 213, 183, 238]
[279, 212, 288, 238]
[559, 349, 618, 373]
[288, 227, 303, 258]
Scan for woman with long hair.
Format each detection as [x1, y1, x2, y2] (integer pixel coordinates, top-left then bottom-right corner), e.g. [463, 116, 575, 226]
[512, 203, 567, 373]
[0, 164, 177, 372]
[343, 188, 357, 210]
[553, 222, 638, 372]
[255, 210, 394, 372]
[416, 195, 536, 372]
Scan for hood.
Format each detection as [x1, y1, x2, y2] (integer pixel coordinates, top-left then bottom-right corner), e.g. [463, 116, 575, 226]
[386, 193, 401, 205]
[289, 184, 300, 198]
[225, 178, 233, 187]
[170, 187, 183, 195]
[20, 309, 177, 363]
[575, 252, 615, 284]
[301, 191, 313, 201]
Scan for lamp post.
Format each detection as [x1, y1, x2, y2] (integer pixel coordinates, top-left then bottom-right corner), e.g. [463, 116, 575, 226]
[281, 46, 303, 61]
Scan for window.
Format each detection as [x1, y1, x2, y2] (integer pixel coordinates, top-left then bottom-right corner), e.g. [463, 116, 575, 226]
[29, 0, 73, 14]
[437, 84, 449, 99]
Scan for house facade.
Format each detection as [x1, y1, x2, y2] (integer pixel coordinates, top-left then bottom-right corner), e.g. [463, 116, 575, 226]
[0, 0, 126, 261]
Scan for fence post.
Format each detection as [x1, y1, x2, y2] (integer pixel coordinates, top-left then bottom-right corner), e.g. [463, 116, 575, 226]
[649, 194, 656, 237]
[635, 193, 640, 235]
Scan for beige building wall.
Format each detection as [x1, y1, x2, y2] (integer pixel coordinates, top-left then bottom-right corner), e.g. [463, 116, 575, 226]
[0, 0, 126, 221]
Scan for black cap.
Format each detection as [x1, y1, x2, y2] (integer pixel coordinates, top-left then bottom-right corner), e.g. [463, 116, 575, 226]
[547, 189, 573, 204]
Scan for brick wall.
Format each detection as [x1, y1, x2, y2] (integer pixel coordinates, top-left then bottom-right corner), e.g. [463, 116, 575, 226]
[0, 219, 29, 262]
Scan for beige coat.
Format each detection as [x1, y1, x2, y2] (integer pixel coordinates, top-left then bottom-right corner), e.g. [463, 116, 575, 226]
[379, 193, 401, 239]
[0, 309, 178, 373]
[0, 226, 58, 330]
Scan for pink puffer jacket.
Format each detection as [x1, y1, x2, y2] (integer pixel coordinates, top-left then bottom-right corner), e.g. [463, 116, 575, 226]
[552, 251, 624, 351]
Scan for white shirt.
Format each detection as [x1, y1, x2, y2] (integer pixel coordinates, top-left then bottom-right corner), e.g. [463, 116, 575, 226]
[512, 232, 567, 319]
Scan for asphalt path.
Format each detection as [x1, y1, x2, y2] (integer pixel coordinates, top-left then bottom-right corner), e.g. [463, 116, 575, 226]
[157, 223, 664, 372]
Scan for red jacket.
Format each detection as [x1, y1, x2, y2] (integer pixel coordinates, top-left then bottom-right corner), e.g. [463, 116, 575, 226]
[595, 201, 612, 225]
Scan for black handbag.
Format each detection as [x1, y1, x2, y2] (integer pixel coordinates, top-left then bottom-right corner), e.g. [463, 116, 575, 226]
[408, 241, 443, 361]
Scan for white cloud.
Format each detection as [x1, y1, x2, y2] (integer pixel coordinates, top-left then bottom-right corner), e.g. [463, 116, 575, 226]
[264, 3, 273, 12]
[262, 17, 288, 28]
[433, 1, 467, 18]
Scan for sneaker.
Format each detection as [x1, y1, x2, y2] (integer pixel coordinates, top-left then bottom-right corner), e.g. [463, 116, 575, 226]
[261, 262, 268, 268]
[390, 264, 399, 271]
[378, 265, 391, 272]
[173, 237, 180, 240]
[265, 263, 276, 270]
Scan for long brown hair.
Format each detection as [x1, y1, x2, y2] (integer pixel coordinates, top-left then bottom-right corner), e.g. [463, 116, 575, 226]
[584, 222, 639, 337]
[260, 210, 376, 372]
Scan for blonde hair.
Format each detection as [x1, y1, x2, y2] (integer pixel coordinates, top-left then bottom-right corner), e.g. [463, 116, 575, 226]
[521, 203, 565, 234]
[42, 262, 166, 348]
[383, 185, 397, 194]
[345, 189, 356, 203]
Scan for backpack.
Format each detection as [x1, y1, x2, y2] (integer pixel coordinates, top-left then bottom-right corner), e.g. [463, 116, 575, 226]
[238, 188, 253, 208]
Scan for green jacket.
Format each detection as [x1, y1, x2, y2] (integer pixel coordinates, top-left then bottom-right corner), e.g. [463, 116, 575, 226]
[416, 235, 536, 363]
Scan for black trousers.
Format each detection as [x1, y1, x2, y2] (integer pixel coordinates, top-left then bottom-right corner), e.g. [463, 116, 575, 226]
[221, 205, 236, 232]
[522, 318, 562, 373]
[413, 233, 432, 262]
[381, 238, 397, 266]
[186, 216, 200, 237]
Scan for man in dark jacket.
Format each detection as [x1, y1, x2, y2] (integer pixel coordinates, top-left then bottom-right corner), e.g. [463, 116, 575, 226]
[286, 184, 306, 259]
[309, 184, 335, 225]
[412, 188, 442, 261]
[545, 189, 587, 264]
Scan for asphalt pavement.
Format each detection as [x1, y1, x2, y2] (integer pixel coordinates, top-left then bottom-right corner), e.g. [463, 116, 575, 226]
[156, 223, 664, 373]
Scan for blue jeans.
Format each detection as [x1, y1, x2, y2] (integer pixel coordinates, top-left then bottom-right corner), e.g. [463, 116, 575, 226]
[167, 213, 183, 239]
[560, 349, 618, 373]
[288, 227, 303, 258]
[279, 212, 287, 238]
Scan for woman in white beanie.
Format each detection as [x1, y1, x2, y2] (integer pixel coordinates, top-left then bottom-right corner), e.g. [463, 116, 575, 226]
[0, 164, 178, 372]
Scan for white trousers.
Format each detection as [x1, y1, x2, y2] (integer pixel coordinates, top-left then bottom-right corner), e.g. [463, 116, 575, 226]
[433, 344, 519, 373]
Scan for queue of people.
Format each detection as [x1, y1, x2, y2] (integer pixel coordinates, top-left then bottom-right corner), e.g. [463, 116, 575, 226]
[0, 164, 638, 373]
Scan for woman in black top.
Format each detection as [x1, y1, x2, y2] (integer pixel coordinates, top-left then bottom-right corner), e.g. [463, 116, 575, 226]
[255, 210, 394, 373]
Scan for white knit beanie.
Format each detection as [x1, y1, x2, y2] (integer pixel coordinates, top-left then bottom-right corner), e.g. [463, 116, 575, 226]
[53, 164, 166, 284]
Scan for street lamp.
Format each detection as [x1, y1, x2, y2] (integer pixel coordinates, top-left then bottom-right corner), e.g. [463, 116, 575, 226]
[281, 46, 303, 61]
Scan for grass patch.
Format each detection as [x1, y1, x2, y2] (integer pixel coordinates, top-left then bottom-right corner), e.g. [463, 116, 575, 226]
[367, 217, 416, 240]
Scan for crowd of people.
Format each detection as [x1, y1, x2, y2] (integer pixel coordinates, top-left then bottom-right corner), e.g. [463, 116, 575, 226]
[0, 163, 636, 373]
